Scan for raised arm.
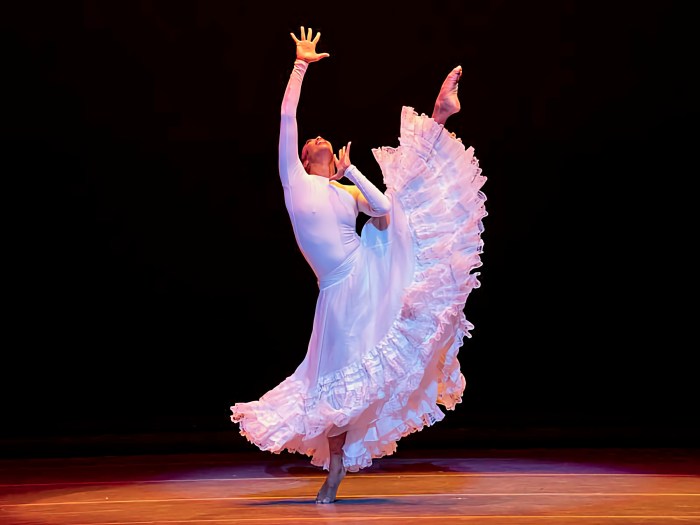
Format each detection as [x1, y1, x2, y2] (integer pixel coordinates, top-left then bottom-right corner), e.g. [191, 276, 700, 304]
[278, 27, 329, 188]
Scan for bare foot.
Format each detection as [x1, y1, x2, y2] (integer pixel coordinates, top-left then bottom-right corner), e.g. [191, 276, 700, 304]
[432, 65, 462, 125]
[315, 454, 346, 504]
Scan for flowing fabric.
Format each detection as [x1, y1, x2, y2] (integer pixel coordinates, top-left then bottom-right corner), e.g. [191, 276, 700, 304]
[231, 105, 487, 473]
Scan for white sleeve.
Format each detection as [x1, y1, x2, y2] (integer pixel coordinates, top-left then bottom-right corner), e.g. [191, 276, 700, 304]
[344, 165, 391, 216]
[279, 60, 308, 188]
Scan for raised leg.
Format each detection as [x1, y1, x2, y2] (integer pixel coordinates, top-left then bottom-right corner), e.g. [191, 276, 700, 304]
[432, 65, 462, 126]
[315, 432, 347, 504]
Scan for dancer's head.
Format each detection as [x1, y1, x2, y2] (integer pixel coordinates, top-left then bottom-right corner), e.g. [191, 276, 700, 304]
[301, 136, 335, 176]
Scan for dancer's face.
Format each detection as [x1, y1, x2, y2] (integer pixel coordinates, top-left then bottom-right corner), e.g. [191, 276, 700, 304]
[302, 136, 334, 173]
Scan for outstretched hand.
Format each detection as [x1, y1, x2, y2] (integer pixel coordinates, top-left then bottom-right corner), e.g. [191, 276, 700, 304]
[332, 142, 352, 181]
[290, 26, 330, 63]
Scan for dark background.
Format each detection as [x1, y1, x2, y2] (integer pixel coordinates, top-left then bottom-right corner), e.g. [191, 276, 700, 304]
[2, 1, 698, 456]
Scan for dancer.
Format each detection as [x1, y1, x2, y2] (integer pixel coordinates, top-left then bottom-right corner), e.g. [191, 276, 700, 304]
[231, 26, 487, 504]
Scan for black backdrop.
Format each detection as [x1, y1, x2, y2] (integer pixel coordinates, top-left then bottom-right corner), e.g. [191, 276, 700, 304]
[3, 1, 698, 454]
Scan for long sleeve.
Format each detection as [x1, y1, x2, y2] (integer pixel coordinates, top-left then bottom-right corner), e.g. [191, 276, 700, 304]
[344, 164, 391, 216]
[279, 60, 309, 188]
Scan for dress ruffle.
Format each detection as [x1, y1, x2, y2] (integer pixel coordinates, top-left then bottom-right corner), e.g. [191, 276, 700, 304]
[231, 107, 487, 472]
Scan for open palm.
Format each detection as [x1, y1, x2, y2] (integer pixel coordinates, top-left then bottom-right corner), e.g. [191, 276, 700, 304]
[290, 26, 330, 63]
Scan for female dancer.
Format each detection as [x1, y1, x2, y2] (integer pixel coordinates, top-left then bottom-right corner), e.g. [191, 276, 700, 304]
[232, 26, 487, 504]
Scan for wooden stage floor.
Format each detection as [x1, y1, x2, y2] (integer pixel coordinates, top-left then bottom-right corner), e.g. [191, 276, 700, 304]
[1, 447, 699, 524]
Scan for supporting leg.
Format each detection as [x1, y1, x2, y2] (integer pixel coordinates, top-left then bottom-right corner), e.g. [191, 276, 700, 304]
[315, 432, 347, 504]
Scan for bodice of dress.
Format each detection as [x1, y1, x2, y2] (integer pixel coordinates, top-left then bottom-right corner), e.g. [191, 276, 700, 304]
[282, 164, 361, 281]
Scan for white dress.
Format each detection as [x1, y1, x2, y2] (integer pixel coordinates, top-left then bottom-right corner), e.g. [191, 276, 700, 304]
[231, 60, 487, 472]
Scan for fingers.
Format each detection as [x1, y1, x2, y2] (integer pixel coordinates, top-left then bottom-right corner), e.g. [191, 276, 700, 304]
[335, 142, 351, 161]
[296, 26, 321, 43]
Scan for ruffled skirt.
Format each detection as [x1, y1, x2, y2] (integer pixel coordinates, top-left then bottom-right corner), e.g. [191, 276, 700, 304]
[231, 107, 487, 472]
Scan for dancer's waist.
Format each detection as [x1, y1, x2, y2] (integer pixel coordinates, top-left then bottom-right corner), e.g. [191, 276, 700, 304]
[318, 247, 360, 290]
